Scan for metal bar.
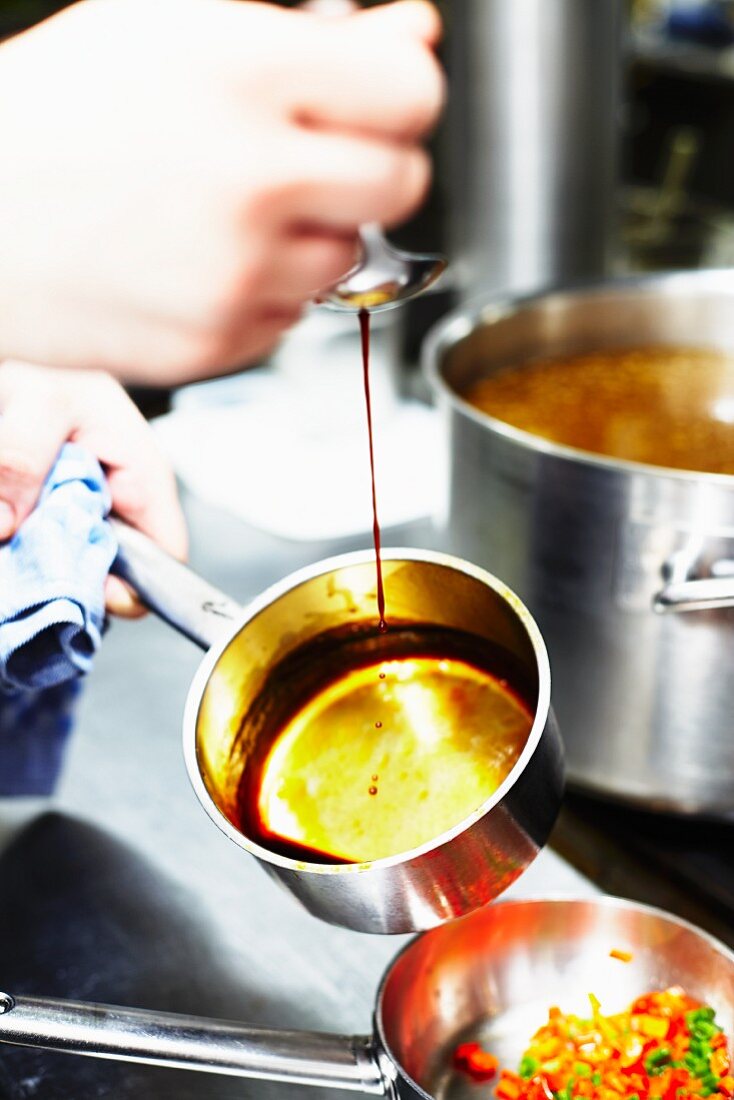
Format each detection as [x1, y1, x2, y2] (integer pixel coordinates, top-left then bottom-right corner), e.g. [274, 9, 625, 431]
[0, 995, 384, 1093]
[653, 576, 734, 613]
[110, 518, 243, 651]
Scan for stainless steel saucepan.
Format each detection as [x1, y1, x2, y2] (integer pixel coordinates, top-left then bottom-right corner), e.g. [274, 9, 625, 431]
[0, 897, 731, 1096]
[425, 269, 734, 818]
[109, 524, 563, 934]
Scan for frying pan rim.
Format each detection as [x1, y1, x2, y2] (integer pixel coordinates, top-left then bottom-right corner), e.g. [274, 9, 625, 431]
[181, 546, 551, 876]
[372, 893, 734, 1100]
[423, 266, 734, 489]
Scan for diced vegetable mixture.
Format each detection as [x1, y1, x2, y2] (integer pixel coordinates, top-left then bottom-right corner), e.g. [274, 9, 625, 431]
[453, 987, 732, 1100]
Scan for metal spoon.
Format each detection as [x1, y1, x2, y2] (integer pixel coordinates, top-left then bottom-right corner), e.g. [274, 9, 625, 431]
[300, 0, 446, 313]
[318, 222, 447, 313]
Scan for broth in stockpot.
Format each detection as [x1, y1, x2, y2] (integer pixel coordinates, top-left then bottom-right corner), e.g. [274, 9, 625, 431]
[464, 346, 734, 474]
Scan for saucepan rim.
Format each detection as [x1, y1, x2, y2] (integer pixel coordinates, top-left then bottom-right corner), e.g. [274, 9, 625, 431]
[423, 267, 734, 488]
[181, 546, 551, 876]
[373, 893, 734, 1100]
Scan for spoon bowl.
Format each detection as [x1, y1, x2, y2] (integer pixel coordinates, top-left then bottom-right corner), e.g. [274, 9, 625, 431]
[320, 223, 447, 313]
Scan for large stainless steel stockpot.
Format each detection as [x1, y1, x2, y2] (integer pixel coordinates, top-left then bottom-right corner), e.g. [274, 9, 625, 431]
[0, 897, 731, 1096]
[425, 269, 734, 818]
[111, 524, 563, 934]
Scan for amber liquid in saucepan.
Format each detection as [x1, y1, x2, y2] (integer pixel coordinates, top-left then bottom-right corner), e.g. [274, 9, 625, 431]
[233, 313, 533, 866]
[464, 346, 734, 474]
[235, 626, 533, 865]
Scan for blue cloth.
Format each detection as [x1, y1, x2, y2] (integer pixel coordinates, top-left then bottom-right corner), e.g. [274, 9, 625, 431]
[0, 681, 81, 796]
[0, 442, 117, 794]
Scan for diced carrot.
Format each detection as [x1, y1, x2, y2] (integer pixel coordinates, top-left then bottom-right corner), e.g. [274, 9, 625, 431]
[610, 949, 634, 963]
[496, 1074, 523, 1100]
[452, 991, 729, 1100]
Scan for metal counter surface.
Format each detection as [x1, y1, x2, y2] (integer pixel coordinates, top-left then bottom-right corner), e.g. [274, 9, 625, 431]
[0, 498, 596, 1100]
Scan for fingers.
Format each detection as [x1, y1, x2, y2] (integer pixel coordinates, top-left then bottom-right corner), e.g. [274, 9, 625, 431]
[285, 10, 445, 142]
[261, 231, 358, 303]
[355, 2, 443, 49]
[297, 0, 440, 45]
[104, 575, 148, 620]
[80, 389, 187, 616]
[78, 386, 188, 563]
[0, 361, 188, 625]
[275, 132, 431, 231]
[105, 461, 188, 563]
[0, 361, 75, 538]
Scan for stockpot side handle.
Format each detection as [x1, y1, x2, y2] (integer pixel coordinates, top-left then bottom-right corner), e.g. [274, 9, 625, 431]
[110, 518, 244, 651]
[653, 576, 734, 613]
[0, 994, 385, 1094]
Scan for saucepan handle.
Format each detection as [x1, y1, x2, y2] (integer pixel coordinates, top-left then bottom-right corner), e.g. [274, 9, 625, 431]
[653, 575, 734, 613]
[0, 993, 385, 1094]
[110, 519, 244, 651]
[652, 538, 734, 613]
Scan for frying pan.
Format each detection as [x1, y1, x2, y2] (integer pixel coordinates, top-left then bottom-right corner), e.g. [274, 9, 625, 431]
[108, 523, 564, 934]
[0, 898, 731, 1097]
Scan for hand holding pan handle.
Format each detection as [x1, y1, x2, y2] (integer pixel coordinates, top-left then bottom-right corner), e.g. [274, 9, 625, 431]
[0, 992, 385, 1093]
[110, 518, 244, 651]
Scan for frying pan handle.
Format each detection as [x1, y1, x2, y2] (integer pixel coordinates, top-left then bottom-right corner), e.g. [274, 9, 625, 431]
[0, 993, 385, 1094]
[110, 519, 243, 650]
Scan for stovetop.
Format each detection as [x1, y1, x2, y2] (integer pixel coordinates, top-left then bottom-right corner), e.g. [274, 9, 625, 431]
[552, 792, 734, 949]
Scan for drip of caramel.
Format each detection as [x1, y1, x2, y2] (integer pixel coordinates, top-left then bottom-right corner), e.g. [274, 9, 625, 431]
[359, 307, 386, 630]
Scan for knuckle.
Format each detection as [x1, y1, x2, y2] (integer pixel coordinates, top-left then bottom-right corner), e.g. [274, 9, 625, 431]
[252, 184, 301, 231]
[414, 53, 446, 132]
[385, 47, 444, 137]
[385, 148, 431, 224]
[369, 146, 426, 227]
[109, 476, 148, 520]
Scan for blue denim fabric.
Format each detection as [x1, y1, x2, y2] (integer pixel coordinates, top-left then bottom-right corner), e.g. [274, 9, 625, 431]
[0, 681, 81, 795]
[0, 443, 116, 793]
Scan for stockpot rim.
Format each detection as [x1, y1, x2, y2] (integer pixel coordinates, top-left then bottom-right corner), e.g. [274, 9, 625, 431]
[181, 546, 551, 877]
[423, 267, 734, 488]
[372, 892, 734, 1100]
